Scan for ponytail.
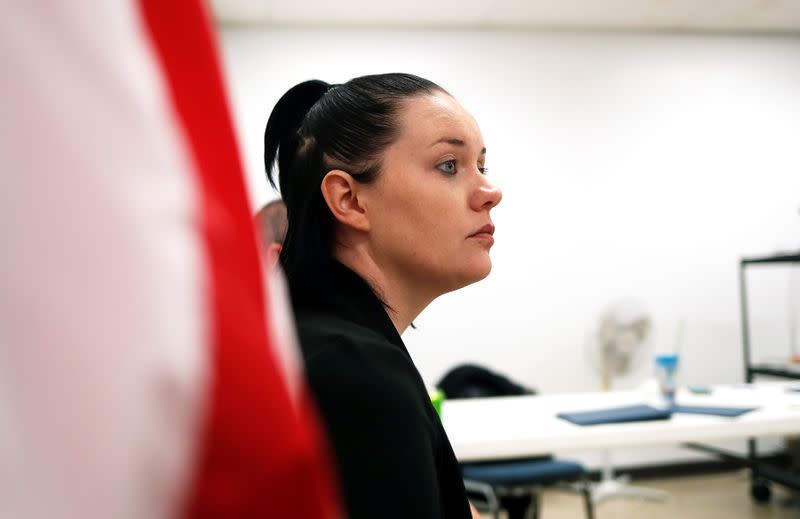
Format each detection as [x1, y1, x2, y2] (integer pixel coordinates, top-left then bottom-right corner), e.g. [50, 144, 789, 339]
[263, 79, 330, 193]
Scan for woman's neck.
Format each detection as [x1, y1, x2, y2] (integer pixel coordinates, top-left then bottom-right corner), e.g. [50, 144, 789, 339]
[334, 247, 435, 335]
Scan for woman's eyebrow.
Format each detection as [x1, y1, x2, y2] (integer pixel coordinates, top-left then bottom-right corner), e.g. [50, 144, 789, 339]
[429, 137, 487, 155]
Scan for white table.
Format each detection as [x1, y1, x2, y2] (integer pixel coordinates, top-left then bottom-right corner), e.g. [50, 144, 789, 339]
[442, 382, 800, 462]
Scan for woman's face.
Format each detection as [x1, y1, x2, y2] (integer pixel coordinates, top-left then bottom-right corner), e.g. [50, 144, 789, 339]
[363, 91, 502, 296]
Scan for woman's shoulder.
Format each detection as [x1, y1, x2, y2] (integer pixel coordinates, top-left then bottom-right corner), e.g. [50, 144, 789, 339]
[295, 312, 422, 400]
[295, 311, 403, 363]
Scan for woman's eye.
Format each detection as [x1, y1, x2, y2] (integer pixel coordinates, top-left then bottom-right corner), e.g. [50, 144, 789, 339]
[436, 160, 457, 175]
[478, 166, 489, 175]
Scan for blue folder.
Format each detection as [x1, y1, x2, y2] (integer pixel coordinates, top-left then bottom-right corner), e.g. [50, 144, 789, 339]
[557, 404, 672, 426]
[671, 404, 757, 417]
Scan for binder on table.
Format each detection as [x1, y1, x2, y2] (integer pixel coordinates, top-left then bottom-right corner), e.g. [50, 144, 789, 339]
[671, 404, 757, 417]
[557, 404, 672, 426]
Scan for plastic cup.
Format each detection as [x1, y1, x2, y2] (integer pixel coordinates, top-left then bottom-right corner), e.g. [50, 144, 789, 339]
[655, 354, 679, 406]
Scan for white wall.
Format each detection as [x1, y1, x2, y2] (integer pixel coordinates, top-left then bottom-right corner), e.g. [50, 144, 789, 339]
[218, 27, 800, 467]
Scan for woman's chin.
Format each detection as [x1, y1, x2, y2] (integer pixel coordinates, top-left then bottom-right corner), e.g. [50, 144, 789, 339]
[452, 258, 493, 290]
[472, 260, 492, 282]
[419, 256, 494, 296]
[473, 253, 493, 277]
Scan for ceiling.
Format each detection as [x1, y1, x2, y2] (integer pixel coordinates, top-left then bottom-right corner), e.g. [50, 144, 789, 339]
[211, 0, 800, 33]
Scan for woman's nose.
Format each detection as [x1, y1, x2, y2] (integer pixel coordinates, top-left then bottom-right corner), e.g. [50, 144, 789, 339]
[470, 176, 502, 211]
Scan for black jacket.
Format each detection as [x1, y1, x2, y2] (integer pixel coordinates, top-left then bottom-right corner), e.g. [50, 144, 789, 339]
[295, 261, 471, 519]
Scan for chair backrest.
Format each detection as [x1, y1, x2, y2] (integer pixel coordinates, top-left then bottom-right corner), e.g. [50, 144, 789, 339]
[437, 364, 536, 399]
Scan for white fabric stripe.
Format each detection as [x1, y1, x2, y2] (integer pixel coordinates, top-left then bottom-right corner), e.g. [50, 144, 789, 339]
[0, 2, 208, 519]
[263, 264, 304, 404]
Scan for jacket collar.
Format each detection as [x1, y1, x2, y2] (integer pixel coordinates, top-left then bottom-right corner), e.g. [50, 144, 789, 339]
[298, 260, 407, 352]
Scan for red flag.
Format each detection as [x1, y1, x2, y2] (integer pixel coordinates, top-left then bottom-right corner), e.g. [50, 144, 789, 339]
[0, 1, 340, 518]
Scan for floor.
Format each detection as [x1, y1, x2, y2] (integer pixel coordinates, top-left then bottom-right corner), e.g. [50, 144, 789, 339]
[486, 471, 800, 519]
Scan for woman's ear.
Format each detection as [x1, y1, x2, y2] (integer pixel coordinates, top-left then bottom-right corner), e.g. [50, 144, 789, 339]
[320, 170, 370, 232]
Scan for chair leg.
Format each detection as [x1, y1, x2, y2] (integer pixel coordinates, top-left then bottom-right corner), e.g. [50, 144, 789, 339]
[463, 479, 500, 519]
[581, 477, 595, 519]
[501, 494, 533, 519]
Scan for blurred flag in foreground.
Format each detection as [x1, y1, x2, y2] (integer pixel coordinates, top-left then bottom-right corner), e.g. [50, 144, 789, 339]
[0, 1, 340, 518]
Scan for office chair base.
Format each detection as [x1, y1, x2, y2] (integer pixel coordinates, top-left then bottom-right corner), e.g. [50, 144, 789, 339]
[591, 475, 669, 505]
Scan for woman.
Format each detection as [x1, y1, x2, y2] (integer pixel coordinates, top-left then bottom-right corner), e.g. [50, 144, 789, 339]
[264, 73, 502, 519]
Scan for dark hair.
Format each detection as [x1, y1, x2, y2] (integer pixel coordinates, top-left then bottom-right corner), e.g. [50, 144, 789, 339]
[264, 73, 445, 306]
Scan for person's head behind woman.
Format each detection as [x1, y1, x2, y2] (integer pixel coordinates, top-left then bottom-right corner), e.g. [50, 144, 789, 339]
[264, 73, 501, 325]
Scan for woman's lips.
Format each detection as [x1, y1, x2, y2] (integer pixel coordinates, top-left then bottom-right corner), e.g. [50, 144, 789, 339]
[468, 223, 495, 244]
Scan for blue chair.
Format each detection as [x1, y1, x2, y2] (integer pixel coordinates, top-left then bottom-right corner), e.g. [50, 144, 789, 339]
[438, 364, 596, 519]
[462, 458, 594, 519]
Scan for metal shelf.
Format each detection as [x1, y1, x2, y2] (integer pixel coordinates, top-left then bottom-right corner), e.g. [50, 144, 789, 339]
[739, 251, 800, 498]
[748, 364, 800, 380]
[741, 252, 800, 265]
